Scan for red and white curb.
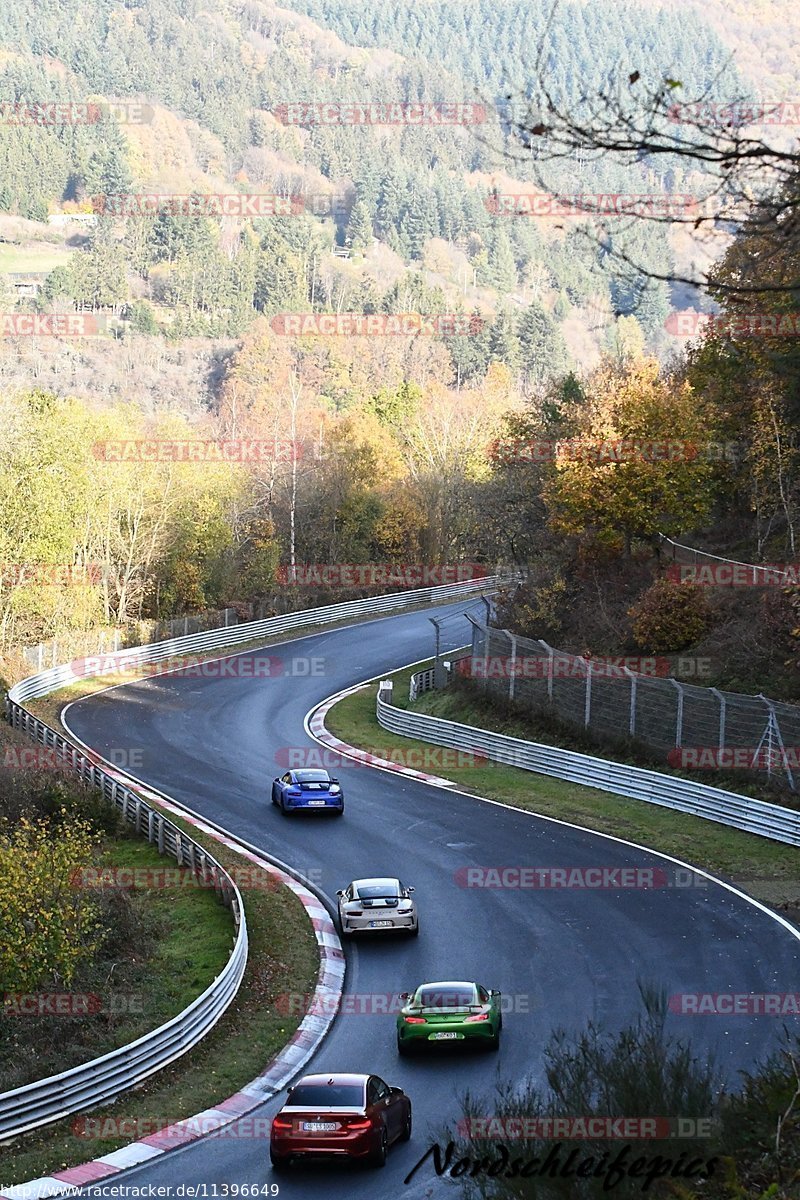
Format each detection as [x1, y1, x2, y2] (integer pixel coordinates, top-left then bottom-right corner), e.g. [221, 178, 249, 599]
[307, 683, 457, 787]
[0, 779, 344, 1200]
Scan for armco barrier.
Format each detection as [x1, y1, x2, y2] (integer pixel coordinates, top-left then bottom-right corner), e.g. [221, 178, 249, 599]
[7, 574, 509, 705]
[0, 714, 248, 1140]
[1, 574, 505, 1140]
[380, 681, 800, 847]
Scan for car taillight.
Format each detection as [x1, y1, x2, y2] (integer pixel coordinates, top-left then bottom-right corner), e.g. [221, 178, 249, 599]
[465, 1012, 490, 1023]
[287, 789, 301, 798]
[404, 1015, 426, 1024]
[271, 1116, 293, 1131]
[343, 1117, 371, 1130]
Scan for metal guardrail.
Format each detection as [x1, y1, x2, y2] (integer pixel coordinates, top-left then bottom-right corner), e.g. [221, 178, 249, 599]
[409, 646, 472, 701]
[377, 684, 800, 847]
[1, 574, 504, 1139]
[0, 710, 248, 1140]
[8, 575, 509, 705]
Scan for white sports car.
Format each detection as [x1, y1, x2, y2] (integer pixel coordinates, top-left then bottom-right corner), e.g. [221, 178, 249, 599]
[336, 877, 419, 938]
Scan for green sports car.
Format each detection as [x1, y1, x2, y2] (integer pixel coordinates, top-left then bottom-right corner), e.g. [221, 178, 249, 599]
[396, 980, 502, 1054]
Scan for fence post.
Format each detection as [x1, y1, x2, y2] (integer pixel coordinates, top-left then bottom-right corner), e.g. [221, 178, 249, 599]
[625, 667, 637, 736]
[538, 640, 555, 702]
[711, 687, 726, 755]
[184, 616, 189, 636]
[583, 658, 592, 727]
[671, 679, 685, 747]
[506, 631, 517, 700]
[756, 695, 795, 791]
[176, 830, 184, 866]
[157, 813, 165, 855]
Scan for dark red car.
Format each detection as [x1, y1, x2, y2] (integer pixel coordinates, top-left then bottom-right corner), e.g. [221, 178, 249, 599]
[269, 1072, 412, 1170]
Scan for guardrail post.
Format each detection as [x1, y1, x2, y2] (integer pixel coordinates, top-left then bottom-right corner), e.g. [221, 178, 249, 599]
[583, 658, 592, 727]
[135, 794, 142, 834]
[157, 813, 165, 855]
[176, 830, 184, 866]
[671, 679, 685, 747]
[711, 687, 726, 754]
[147, 807, 155, 845]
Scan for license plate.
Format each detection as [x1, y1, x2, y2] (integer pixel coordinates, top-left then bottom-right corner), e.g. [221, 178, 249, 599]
[302, 1121, 337, 1132]
[430, 1031, 462, 1040]
[370, 920, 392, 928]
[307, 800, 326, 806]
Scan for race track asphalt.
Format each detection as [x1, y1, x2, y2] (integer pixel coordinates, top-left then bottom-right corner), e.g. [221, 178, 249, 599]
[62, 598, 800, 1197]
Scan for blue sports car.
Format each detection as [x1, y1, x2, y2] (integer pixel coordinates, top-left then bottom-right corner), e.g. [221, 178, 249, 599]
[271, 768, 345, 815]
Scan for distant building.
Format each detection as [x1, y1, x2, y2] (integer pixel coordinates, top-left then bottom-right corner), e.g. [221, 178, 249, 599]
[47, 213, 98, 227]
[7, 272, 50, 298]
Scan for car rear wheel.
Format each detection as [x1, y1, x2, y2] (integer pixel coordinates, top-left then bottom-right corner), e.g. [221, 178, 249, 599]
[397, 1034, 411, 1057]
[400, 1107, 412, 1142]
[370, 1127, 388, 1167]
[334, 803, 345, 816]
[486, 1030, 500, 1050]
[409, 921, 419, 937]
[270, 1151, 288, 1172]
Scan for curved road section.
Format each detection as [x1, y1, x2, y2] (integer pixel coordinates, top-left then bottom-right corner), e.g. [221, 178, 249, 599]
[59, 599, 799, 1198]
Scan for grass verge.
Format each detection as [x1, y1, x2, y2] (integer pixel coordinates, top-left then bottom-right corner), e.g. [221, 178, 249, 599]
[325, 662, 800, 918]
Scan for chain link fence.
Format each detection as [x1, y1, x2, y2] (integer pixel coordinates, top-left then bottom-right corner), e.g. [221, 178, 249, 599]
[13, 608, 238, 676]
[657, 534, 789, 585]
[462, 623, 800, 791]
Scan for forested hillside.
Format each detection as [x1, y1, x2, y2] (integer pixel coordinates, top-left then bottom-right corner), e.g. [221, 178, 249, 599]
[0, 0, 746, 367]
